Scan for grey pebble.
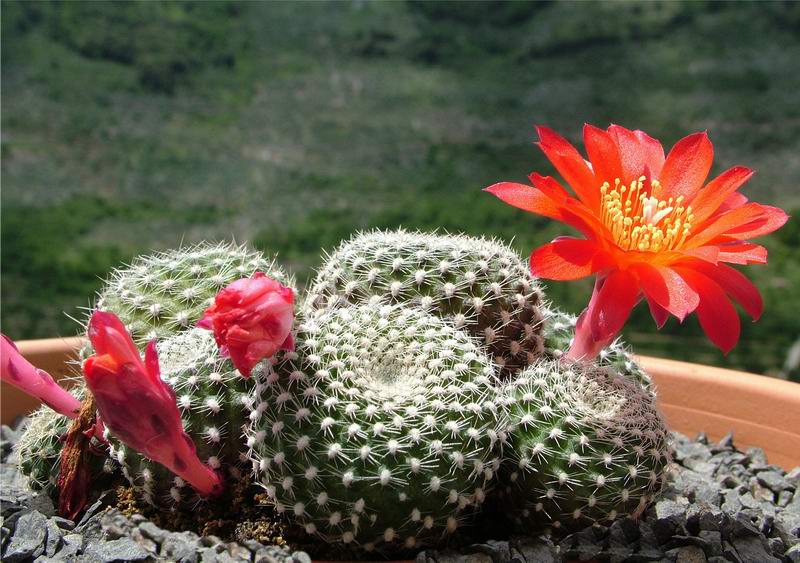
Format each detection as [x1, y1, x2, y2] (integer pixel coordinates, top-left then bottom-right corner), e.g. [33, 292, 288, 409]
[674, 545, 707, 563]
[83, 537, 152, 562]
[3, 509, 47, 562]
[45, 518, 63, 556]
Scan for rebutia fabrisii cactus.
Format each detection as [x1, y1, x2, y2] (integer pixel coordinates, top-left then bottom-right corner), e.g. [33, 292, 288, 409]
[306, 230, 545, 378]
[96, 242, 292, 347]
[246, 303, 507, 549]
[542, 308, 652, 389]
[498, 359, 670, 532]
[107, 328, 254, 507]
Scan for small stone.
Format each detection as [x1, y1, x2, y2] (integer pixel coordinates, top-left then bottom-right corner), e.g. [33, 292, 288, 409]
[697, 530, 722, 556]
[757, 471, 789, 492]
[697, 508, 724, 532]
[745, 447, 768, 468]
[721, 490, 742, 513]
[83, 537, 151, 562]
[653, 499, 688, 543]
[514, 536, 558, 563]
[45, 518, 63, 556]
[3, 509, 47, 562]
[56, 533, 84, 558]
[715, 432, 735, 451]
[719, 474, 741, 489]
[27, 494, 55, 517]
[291, 551, 311, 563]
[226, 542, 251, 560]
[51, 516, 76, 530]
[779, 490, 794, 507]
[675, 545, 707, 563]
[161, 531, 200, 563]
[766, 536, 784, 558]
[786, 467, 800, 487]
[255, 546, 289, 563]
[138, 521, 167, 544]
[721, 541, 743, 563]
[787, 543, 800, 562]
[731, 536, 780, 563]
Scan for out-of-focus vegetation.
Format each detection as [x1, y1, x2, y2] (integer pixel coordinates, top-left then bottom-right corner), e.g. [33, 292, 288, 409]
[2, 1, 798, 379]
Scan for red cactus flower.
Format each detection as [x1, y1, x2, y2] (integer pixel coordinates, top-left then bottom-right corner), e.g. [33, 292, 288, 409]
[486, 124, 788, 360]
[83, 311, 223, 497]
[198, 272, 294, 377]
[1, 334, 82, 418]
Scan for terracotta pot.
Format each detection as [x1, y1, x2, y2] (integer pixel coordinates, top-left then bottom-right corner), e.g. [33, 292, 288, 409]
[3, 338, 799, 470]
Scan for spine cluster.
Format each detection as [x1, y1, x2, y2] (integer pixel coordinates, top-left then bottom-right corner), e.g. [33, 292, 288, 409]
[246, 304, 507, 548]
[499, 359, 670, 531]
[306, 230, 545, 379]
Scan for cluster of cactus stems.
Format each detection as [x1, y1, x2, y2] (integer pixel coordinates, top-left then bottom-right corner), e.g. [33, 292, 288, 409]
[11, 231, 671, 550]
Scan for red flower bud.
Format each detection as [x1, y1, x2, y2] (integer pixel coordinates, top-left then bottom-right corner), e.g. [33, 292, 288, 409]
[198, 272, 295, 377]
[83, 311, 223, 497]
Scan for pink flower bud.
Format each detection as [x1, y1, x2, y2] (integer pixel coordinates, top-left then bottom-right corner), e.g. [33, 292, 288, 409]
[1, 333, 81, 418]
[83, 311, 223, 497]
[199, 272, 295, 377]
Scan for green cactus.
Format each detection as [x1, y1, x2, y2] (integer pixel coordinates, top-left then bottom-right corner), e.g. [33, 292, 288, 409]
[306, 229, 546, 378]
[498, 359, 670, 532]
[542, 307, 652, 389]
[96, 242, 293, 348]
[247, 303, 508, 549]
[16, 405, 71, 494]
[107, 328, 254, 506]
[16, 385, 115, 496]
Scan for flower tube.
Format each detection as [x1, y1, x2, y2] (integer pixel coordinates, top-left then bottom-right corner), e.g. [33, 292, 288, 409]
[83, 311, 223, 496]
[1, 334, 81, 418]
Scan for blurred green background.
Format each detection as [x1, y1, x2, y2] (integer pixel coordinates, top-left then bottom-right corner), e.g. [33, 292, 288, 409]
[2, 1, 799, 380]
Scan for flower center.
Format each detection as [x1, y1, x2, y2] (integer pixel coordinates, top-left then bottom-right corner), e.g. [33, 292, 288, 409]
[600, 177, 693, 252]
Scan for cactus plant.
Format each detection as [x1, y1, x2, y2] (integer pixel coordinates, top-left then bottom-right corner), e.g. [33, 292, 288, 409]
[16, 385, 115, 496]
[498, 358, 670, 532]
[247, 303, 508, 549]
[306, 229, 545, 378]
[542, 308, 652, 389]
[96, 242, 292, 347]
[107, 327, 254, 507]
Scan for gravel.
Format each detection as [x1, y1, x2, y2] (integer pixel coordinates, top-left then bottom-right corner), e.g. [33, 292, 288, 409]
[2, 421, 799, 562]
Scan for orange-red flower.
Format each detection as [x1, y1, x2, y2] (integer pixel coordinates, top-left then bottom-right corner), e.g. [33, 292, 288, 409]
[486, 124, 788, 359]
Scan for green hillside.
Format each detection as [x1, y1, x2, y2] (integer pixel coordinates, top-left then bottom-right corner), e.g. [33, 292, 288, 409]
[2, 1, 799, 378]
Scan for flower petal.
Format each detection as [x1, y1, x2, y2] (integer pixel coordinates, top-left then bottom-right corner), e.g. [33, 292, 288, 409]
[583, 124, 623, 186]
[608, 124, 665, 183]
[690, 166, 754, 223]
[630, 263, 699, 321]
[645, 294, 670, 328]
[689, 203, 788, 247]
[484, 181, 564, 220]
[589, 269, 640, 342]
[675, 268, 740, 354]
[529, 238, 609, 280]
[535, 125, 598, 208]
[680, 261, 763, 320]
[716, 242, 768, 265]
[658, 132, 713, 201]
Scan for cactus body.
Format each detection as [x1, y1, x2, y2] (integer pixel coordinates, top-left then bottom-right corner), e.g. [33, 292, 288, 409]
[97, 242, 292, 347]
[306, 230, 545, 378]
[247, 304, 507, 548]
[108, 328, 254, 507]
[499, 359, 670, 532]
[543, 308, 651, 389]
[16, 406, 72, 494]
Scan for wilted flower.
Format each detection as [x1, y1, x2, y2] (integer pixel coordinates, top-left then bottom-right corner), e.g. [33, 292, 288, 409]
[83, 311, 223, 496]
[1, 333, 81, 418]
[486, 124, 788, 360]
[198, 272, 294, 377]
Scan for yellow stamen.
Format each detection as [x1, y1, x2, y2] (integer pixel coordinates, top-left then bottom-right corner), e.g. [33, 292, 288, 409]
[599, 178, 693, 252]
